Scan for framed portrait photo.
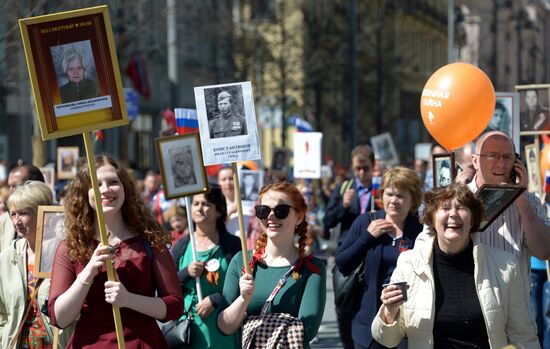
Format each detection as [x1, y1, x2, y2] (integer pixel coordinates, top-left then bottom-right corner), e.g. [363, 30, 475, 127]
[525, 143, 542, 195]
[433, 152, 455, 189]
[35, 205, 66, 278]
[371, 132, 399, 166]
[482, 92, 520, 151]
[271, 148, 289, 172]
[57, 146, 79, 179]
[19, 5, 128, 141]
[194, 81, 261, 165]
[476, 184, 526, 231]
[515, 84, 550, 135]
[40, 167, 55, 193]
[239, 169, 264, 205]
[155, 132, 209, 199]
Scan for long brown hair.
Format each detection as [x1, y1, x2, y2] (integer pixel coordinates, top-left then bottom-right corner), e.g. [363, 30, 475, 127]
[253, 181, 312, 259]
[64, 155, 169, 263]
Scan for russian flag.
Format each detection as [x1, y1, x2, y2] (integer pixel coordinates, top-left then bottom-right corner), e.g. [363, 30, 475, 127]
[545, 170, 550, 194]
[371, 176, 382, 211]
[175, 108, 199, 134]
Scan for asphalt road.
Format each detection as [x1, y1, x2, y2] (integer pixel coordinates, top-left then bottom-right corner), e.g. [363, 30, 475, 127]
[311, 257, 343, 349]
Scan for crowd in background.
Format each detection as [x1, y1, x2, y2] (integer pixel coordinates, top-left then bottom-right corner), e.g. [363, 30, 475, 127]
[0, 129, 550, 348]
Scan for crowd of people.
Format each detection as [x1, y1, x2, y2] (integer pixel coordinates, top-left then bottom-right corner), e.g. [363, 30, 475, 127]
[0, 129, 549, 348]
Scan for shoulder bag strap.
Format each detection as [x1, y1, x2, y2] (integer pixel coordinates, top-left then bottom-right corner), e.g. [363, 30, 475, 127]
[260, 264, 296, 316]
[9, 278, 44, 349]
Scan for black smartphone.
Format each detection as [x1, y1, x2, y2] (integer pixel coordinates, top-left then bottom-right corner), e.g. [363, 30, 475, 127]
[510, 153, 520, 183]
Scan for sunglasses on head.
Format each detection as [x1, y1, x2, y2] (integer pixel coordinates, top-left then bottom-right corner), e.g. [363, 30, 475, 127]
[254, 204, 293, 220]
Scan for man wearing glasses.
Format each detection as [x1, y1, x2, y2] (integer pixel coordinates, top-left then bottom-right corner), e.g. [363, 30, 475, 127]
[470, 130, 550, 278]
[324, 144, 375, 349]
[0, 163, 45, 252]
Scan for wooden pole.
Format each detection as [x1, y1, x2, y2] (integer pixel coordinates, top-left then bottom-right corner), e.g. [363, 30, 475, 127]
[185, 196, 203, 301]
[83, 132, 126, 348]
[52, 328, 59, 348]
[232, 162, 251, 273]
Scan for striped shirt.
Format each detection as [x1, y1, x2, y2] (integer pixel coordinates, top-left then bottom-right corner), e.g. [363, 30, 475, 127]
[468, 178, 549, 310]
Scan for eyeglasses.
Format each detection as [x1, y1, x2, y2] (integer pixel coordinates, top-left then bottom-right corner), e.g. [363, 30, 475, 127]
[476, 153, 515, 163]
[254, 204, 294, 220]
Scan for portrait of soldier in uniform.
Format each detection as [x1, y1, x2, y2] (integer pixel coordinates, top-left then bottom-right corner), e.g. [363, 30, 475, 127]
[169, 145, 197, 188]
[58, 48, 100, 103]
[208, 90, 248, 139]
[520, 89, 550, 132]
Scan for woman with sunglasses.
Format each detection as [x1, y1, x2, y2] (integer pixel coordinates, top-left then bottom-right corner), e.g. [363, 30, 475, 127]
[336, 167, 423, 349]
[171, 185, 241, 349]
[217, 181, 326, 348]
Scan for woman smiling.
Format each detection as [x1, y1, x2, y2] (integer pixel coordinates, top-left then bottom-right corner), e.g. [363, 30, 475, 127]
[217, 181, 326, 348]
[372, 183, 539, 349]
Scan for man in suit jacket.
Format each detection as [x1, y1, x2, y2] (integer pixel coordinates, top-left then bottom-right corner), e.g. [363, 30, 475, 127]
[323, 144, 375, 349]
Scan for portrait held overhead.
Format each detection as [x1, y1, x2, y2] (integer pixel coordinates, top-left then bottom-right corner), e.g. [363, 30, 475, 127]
[207, 89, 247, 139]
[155, 132, 209, 199]
[516, 85, 550, 134]
[19, 6, 128, 140]
[54, 44, 100, 104]
[194, 81, 261, 165]
[433, 153, 455, 189]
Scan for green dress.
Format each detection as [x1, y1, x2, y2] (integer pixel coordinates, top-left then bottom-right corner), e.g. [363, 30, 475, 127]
[218, 251, 327, 349]
[179, 243, 238, 349]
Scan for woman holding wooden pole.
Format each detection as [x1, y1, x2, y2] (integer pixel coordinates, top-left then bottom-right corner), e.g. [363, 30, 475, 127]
[48, 155, 183, 348]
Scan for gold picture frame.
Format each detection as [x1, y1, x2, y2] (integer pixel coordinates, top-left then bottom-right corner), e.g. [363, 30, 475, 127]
[19, 5, 128, 140]
[35, 205, 65, 278]
[155, 133, 209, 199]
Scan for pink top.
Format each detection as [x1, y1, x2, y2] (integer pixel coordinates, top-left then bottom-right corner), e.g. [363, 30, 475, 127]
[48, 238, 183, 349]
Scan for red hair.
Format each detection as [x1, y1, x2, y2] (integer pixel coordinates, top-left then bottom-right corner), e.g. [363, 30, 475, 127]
[252, 181, 313, 262]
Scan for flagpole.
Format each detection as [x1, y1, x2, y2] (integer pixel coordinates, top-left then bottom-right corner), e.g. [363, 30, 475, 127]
[174, 108, 203, 301]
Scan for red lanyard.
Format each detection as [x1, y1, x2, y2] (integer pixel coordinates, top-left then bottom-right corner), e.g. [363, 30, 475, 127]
[260, 265, 296, 316]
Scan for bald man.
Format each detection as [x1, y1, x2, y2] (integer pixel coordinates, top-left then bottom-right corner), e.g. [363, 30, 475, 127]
[0, 164, 45, 251]
[208, 90, 247, 138]
[417, 131, 550, 331]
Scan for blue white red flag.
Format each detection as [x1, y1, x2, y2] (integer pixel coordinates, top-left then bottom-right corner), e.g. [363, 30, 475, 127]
[545, 170, 550, 194]
[371, 176, 382, 211]
[175, 108, 199, 134]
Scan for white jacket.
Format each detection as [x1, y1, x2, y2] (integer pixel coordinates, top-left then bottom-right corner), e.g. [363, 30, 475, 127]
[371, 235, 540, 349]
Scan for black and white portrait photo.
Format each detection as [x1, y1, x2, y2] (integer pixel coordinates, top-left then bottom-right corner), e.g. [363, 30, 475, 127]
[194, 81, 261, 165]
[271, 148, 288, 171]
[525, 144, 542, 195]
[169, 145, 197, 188]
[370, 132, 399, 166]
[50, 40, 100, 104]
[155, 133, 208, 199]
[240, 170, 263, 203]
[204, 85, 247, 139]
[433, 153, 455, 189]
[35, 206, 66, 277]
[240, 170, 260, 201]
[516, 85, 550, 134]
[477, 184, 525, 231]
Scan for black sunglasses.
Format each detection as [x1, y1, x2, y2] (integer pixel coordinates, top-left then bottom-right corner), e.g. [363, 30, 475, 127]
[254, 204, 293, 220]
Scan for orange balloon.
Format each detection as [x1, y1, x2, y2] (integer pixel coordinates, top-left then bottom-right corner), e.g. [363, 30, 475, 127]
[420, 63, 495, 150]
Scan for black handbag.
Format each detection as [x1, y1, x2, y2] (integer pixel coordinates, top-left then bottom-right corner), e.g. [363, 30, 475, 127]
[161, 312, 193, 349]
[333, 261, 365, 313]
